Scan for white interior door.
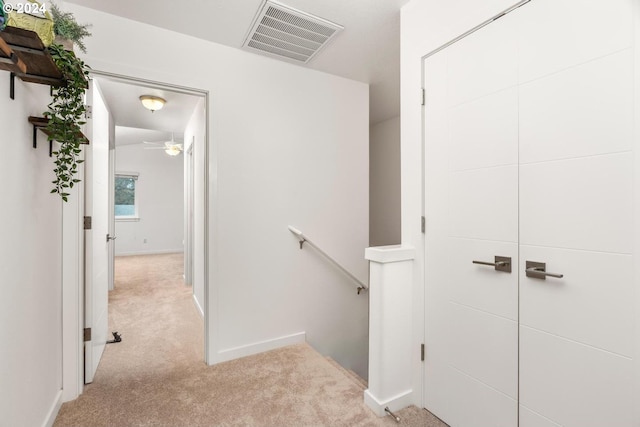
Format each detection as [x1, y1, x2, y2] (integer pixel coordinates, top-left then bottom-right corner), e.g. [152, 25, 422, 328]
[84, 81, 111, 384]
[423, 12, 519, 427]
[423, 0, 635, 426]
[517, 1, 634, 425]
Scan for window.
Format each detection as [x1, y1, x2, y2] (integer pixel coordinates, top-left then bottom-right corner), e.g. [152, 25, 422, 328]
[115, 173, 139, 220]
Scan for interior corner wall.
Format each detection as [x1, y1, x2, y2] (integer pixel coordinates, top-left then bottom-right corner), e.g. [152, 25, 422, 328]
[114, 144, 184, 256]
[401, 0, 532, 406]
[184, 98, 206, 316]
[370, 116, 401, 247]
[0, 78, 64, 424]
[66, 5, 370, 377]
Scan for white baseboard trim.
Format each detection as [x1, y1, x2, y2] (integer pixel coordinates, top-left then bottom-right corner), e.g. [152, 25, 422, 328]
[115, 249, 184, 257]
[216, 332, 306, 363]
[43, 390, 63, 427]
[364, 389, 413, 417]
[192, 293, 204, 318]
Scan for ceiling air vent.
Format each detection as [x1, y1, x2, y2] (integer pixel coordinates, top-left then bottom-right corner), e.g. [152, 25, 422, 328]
[242, 1, 343, 64]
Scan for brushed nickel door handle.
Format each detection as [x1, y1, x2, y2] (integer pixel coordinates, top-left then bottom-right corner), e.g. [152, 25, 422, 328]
[525, 261, 563, 280]
[472, 256, 512, 273]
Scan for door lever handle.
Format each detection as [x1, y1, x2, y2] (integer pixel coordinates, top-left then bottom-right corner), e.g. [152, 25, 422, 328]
[106, 234, 117, 242]
[526, 261, 563, 280]
[472, 256, 511, 273]
[473, 260, 508, 267]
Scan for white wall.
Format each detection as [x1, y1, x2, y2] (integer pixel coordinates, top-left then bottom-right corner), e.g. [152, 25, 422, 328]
[634, 4, 640, 423]
[184, 98, 206, 316]
[370, 116, 401, 246]
[401, 0, 521, 406]
[0, 79, 64, 424]
[67, 5, 370, 378]
[114, 143, 184, 256]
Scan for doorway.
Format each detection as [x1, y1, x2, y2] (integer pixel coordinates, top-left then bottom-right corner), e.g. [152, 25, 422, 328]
[80, 71, 210, 387]
[422, 1, 635, 426]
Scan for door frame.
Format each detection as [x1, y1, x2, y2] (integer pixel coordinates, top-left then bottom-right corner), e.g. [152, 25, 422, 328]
[61, 70, 212, 400]
[61, 145, 86, 402]
[633, 0, 640, 422]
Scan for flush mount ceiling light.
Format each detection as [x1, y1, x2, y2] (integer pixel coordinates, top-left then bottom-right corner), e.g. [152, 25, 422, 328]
[242, 1, 343, 64]
[139, 95, 166, 113]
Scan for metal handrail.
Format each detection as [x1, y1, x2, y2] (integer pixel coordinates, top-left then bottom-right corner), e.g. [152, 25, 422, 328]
[288, 226, 368, 294]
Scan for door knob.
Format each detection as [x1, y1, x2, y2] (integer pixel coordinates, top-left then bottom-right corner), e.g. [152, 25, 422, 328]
[525, 261, 563, 280]
[472, 256, 512, 273]
[106, 234, 117, 242]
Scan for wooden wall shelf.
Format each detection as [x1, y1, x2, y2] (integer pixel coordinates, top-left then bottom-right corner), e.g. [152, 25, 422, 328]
[28, 116, 90, 157]
[0, 29, 91, 154]
[0, 27, 64, 87]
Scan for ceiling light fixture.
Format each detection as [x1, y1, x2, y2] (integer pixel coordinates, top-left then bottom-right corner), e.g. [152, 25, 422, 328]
[139, 95, 166, 113]
[165, 146, 181, 156]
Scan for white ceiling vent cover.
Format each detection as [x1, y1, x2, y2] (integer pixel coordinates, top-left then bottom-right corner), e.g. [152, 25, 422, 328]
[242, 1, 343, 64]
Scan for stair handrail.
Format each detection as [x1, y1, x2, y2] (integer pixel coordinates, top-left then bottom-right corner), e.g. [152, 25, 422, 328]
[288, 225, 368, 295]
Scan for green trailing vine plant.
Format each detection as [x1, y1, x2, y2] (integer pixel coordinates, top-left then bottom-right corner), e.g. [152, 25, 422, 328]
[44, 43, 90, 202]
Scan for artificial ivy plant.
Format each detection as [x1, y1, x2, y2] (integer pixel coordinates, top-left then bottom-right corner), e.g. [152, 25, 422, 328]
[50, 3, 92, 53]
[44, 43, 90, 202]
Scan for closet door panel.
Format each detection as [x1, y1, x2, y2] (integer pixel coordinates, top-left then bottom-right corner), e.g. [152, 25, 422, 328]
[449, 238, 518, 320]
[520, 245, 633, 357]
[447, 302, 518, 398]
[444, 366, 517, 427]
[520, 326, 633, 427]
[449, 166, 518, 243]
[520, 153, 632, 254]
[519, 406, 561, 427]
[424, 356, 455, 424]
[519, 49, 633, 164]
[448, 87, 518, 172]
[446, 13, 518, 107]
[518, 0, 632, 83]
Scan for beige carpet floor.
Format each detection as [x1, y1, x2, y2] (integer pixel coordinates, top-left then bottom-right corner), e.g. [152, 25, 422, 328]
[54, 253, 446, 427]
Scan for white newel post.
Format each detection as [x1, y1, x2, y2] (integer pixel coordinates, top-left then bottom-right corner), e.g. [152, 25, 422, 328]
[364, 245, 416, 416]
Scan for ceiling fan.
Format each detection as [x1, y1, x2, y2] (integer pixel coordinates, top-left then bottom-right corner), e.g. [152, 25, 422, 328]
[143, 133, 183, 156]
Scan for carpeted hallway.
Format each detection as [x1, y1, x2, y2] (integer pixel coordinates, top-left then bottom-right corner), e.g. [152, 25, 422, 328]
[54, 253, 446, 427]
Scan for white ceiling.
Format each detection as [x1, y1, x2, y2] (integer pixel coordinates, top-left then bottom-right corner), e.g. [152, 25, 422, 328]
[115, 126, 183, 147]
[67, 0, 407, 125]
[96, 78, 202, 135]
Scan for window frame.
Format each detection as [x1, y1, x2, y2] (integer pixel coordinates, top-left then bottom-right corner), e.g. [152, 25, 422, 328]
[114, 172, 140, 221]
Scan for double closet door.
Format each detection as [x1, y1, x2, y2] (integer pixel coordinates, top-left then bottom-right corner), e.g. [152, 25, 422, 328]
[423, 0, 635, 426]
